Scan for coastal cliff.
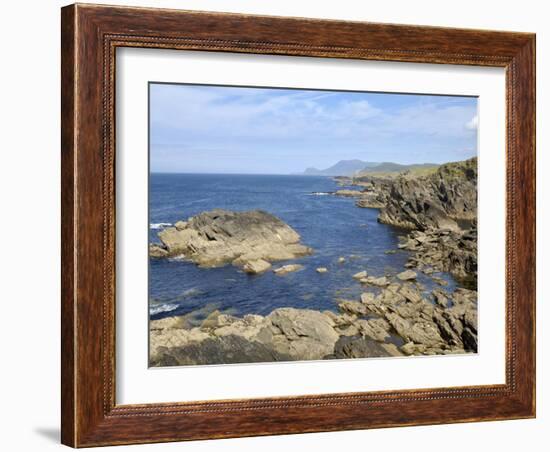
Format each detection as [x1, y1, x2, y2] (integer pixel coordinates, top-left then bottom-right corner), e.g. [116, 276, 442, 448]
[353, 158, 478, 285]
[377, 157, 477, 231]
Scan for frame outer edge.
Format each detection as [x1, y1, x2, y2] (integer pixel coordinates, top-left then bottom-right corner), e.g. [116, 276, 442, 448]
[61, 3, 77, 448]
[530, 35, 536, 417]
[514, 35, 536, 416]
[60, 3, 536, 446]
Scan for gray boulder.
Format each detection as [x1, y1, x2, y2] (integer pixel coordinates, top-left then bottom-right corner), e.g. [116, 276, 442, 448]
[243, 259, 271, 274]
[265, 308, 339, 360]
[397, 270, 417, 281]
[353, 270, 368, 280]
[331, 335, 391, 359]
[385, 312, 445, 348]
[149, 244, 169, 258]
[151, 335, 292, 366]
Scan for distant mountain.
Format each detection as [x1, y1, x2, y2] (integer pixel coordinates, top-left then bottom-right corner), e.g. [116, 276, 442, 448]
[355, 162, 439, 178]
[300, 160, 439, 177]
[302, 160, 379, 176]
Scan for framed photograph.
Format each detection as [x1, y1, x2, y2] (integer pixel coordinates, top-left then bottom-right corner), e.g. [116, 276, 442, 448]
[61, 3, 536, 447]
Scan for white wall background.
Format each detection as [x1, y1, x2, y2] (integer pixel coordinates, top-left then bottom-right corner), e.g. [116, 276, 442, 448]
[0, 1, 545, 450]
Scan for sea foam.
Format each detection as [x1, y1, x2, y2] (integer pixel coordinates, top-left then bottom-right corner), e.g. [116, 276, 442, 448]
[149, 303, 178, 315]
[150, 222, 172, 230]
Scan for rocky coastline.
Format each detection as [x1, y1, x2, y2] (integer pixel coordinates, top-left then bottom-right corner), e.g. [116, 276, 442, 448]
[348, 157, 478, 284]
[150, 280, 477, 366]
[149, 158, 478, 366]
[399, 228, 477, 287]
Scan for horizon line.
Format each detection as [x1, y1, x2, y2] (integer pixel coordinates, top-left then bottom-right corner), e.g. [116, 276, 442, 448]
[149, 156, 476, 176]
[150, 171, 322, 176]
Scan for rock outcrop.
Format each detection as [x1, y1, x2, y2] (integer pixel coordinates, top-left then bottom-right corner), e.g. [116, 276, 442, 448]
[150, 308, 341, 365]
[330, 336, 396, 359]
[150, 209, 312, 272]
[355, 193, 386, 209]
[333, 189, 364, 197]
[351, 158, 478, 287]
[150, 281, 477, 366]
[359, 282, 477, 355]
[377, 157, 477, 231]
[354, 180, 391, 209]
[153, 335, 293, 366]
[398, 227, 477, 286]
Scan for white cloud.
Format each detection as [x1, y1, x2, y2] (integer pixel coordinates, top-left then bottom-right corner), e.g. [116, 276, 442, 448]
[152, 86, 475, 143]
[150, 84, 478, 172]
[465, 115, 478, 130]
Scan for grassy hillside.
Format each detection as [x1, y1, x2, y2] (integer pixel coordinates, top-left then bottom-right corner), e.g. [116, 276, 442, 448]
[354, 162, 440, 180]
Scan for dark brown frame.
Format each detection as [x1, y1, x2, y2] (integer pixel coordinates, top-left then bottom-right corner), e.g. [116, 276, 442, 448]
[61, 3, 536, 447]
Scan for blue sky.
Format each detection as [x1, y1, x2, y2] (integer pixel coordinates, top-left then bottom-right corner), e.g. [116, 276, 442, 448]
[150, 83, 478, 174]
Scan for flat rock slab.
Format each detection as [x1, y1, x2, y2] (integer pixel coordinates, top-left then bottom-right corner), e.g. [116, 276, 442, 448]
[243, 259, 271, 274]
[363, 276, 390, 287]
[397, 269, 417, 281]
[334, 189, 364, 197]
[353, 270, 368, 280]
[273, 264, 304, 275]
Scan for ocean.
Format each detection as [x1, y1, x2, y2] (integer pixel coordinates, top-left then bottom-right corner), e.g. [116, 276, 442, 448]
[149, 173, 457, 320]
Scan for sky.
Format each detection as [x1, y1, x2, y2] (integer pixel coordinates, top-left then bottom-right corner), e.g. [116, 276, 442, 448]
[149, 83, 478, 174]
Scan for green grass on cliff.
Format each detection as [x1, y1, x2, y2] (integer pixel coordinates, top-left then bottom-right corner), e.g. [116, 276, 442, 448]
[355, 162, 439, 179]
[353, 157, 477, 182]
[436, 157, 477, 181]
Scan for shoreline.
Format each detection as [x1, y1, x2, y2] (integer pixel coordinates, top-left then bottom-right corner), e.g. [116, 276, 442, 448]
[150, 279, 477, 366]
[149, 158, 478, 365]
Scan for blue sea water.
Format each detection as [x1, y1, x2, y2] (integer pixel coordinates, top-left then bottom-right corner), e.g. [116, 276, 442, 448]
[149, 174, 457, 320]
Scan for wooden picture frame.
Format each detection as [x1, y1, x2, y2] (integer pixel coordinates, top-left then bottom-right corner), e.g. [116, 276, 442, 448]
[61, 3, 536, 447]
